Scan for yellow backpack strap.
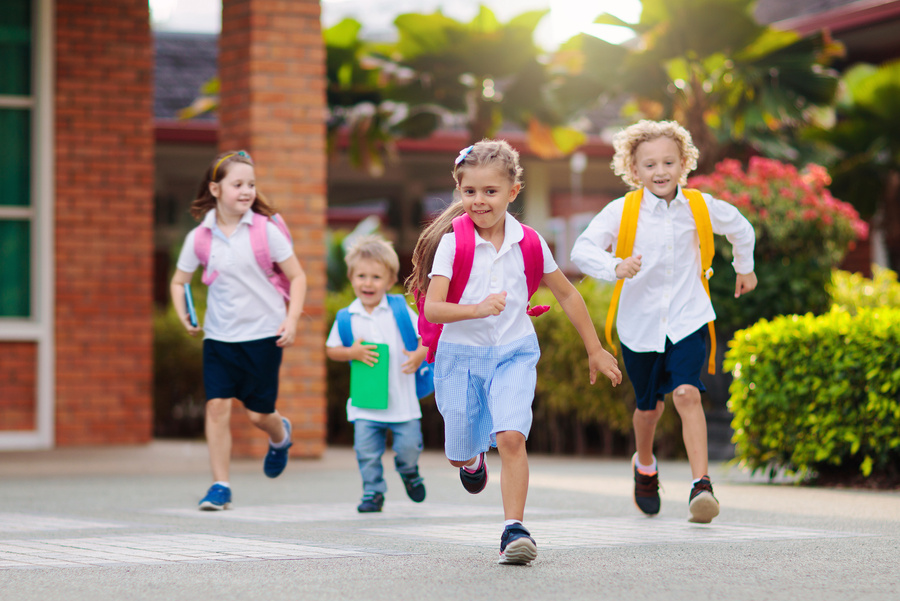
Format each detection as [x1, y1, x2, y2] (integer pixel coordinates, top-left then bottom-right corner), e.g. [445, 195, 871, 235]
[605, 190, 642, 354]
[683, 188, 717, 374]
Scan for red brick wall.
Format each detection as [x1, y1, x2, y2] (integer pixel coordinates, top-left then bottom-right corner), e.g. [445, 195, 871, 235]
[220, 0, 327, 457]
[54, 1, 154, 445]
[0, 343, 37, 431]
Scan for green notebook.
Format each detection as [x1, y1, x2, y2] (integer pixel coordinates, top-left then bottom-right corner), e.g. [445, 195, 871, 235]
[350, 342, 389, 409]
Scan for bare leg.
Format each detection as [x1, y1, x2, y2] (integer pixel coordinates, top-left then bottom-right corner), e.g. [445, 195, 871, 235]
[633, 400, 664, 467]
[671, 384, 708, 479]
[496, 431, 529, 522]
[246, 408, 288, 444]
[205, 398, 233, 482]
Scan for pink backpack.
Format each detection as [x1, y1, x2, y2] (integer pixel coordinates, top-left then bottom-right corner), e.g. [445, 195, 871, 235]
[193, 212, 293, 301]
[415, 213, 549, 363]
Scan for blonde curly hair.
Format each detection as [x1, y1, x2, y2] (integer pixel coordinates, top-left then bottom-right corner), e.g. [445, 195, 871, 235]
[611, 120, 700, 189]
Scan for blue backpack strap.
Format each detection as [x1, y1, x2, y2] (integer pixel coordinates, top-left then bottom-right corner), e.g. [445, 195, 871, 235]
[335, 308, 354, 347]
[387, 294, 418, 352]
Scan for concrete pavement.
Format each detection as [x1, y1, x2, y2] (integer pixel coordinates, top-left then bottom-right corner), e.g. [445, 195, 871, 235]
[0, 441, 898, 600]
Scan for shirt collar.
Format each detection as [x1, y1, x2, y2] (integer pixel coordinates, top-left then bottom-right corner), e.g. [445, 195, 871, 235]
[201, 208, 255, 233]
[348, 295, 390, 315]
[643, 185, 687, 208]
[472, 213, 524, 256]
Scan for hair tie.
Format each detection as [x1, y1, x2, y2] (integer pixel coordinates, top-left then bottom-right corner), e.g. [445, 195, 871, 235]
[212, 150, 253, 180]
[455, 145, 475, 165]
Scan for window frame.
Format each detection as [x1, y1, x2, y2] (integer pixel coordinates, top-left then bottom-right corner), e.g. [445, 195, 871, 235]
[0, 0, 55, 449]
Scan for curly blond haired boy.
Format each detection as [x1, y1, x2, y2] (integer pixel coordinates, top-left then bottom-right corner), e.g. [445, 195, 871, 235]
[571, 120, 757, 523]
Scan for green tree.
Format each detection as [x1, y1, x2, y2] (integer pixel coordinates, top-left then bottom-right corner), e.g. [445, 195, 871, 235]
[808, 59, 900, 269]
[563, 0, 843, 171]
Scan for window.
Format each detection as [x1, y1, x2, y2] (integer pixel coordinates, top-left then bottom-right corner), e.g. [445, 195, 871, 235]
[0, 0, 33, 317]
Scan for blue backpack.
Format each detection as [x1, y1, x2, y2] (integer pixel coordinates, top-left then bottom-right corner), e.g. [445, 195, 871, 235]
[335, 294, 435, 401]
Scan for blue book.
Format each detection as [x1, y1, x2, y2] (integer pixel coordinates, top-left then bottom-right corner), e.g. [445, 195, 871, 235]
[184, 283, 198, 327]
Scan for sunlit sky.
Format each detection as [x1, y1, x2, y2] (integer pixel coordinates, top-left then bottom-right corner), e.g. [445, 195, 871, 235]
[149, 0, 641, 48]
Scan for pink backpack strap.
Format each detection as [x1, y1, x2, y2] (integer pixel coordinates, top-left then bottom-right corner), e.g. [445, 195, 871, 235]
[192, 225, 219, 286]
[448, 214, 475, 303]
[249, 212, 291, 301]
[520, 225, 549, 317]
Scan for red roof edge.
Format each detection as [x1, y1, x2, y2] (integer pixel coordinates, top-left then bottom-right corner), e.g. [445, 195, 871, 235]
[772, 0, 900, 36]
[155, 119, 218, 145]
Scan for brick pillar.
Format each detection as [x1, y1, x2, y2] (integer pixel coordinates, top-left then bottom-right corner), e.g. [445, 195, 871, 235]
[54, 1, 155, 444]
[219, 0, 327, 457]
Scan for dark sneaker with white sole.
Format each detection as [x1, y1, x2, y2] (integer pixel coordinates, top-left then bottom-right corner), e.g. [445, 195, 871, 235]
[459, 452, 488, 494]
[498, 523, 537, 565]
[357, 492, 384, 513]
[400, 469, 426, 503]
[632, 453, 661, 516]
[688, 476, 720, 523]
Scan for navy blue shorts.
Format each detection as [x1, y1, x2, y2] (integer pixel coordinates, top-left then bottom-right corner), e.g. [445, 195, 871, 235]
[621, 327, 708, 412]
[203, 337, 282, 414]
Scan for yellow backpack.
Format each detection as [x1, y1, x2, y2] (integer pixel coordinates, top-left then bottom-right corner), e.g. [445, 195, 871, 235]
[605, 188, 717, 374]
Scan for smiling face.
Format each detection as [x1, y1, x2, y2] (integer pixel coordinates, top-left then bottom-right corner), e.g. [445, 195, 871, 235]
[350, 257, 396, 313]
[209, 162, 257, 220]
[631, 136, 684, 202]
[457, 165, 520, 238]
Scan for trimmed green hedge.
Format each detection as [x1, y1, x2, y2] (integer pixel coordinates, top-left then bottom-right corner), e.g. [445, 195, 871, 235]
[725, 307, 900, 480]
[829, 266, 900, 313]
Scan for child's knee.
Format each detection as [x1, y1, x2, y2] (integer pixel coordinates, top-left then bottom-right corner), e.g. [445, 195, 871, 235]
[206, 398, 232, 420]
[672, 385, 701, 410]
[496, 430, 526, 455]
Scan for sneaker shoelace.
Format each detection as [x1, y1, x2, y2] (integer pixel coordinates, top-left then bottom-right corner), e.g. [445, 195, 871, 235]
[690, 478, 713, 501]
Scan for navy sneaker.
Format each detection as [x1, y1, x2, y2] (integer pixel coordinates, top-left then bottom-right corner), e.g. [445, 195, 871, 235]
[199, 483, 231, 511]
[632, 453, 660, 516]
[357, 492, 384, 513]
[400, 469, 426, 503]
[263, 417, 292, 478]
[688, 476, 720, 523]
[459, 452, 488, 494]
[498, 523, 537, 565]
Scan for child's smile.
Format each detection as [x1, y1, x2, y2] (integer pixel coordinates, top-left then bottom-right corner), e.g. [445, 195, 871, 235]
[631, 136, 684, 203]
[458, 166, 521, 242]
[350, 257, 395, 313]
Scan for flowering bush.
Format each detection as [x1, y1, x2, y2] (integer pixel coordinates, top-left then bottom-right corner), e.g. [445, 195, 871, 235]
[687, 157, 870, 333]
[689, 157, 868, 266]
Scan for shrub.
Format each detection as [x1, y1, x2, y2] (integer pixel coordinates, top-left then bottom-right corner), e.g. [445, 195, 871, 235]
[153, 283, 206, 438]
[829, 265, 900, 313]
[689, 157, 869, 333]
[725, 307, 900, 482]
[531, 278, 684, 456]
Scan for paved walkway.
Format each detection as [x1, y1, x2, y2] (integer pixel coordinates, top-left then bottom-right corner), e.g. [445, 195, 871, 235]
[0, 442, 898, 600]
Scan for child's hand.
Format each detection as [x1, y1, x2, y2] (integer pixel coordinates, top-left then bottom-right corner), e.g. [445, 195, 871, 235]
[615, 255, 642, 279]
[475, 291, 507, 318]
[180, 313, 201, 337]
[735, 271, 758, 298]
[400, 348, 422, 374]
[275, 317, 299, 348]
[589, 347, 623, 387]
[351, 340, 380, 366]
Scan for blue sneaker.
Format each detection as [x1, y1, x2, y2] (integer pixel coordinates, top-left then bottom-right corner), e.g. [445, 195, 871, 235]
[499, 523, 537, 565]
[199, 483, 231, 511]
[263, 417, 292, 478]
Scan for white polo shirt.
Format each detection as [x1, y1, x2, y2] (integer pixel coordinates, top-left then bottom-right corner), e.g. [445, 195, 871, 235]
[429, 213, 558, 348]
[326, 296, 423, 423]
[176, 209, 294, 342]
[570, 186, 755, 352]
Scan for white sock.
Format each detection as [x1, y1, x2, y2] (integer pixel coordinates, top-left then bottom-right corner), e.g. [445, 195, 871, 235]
[269, 422, 290, 448]
[504, 519, 522, 527]
[462, 452, 483, 473]
[636, 456, 657, 473]
[214, 481, 230, 489]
